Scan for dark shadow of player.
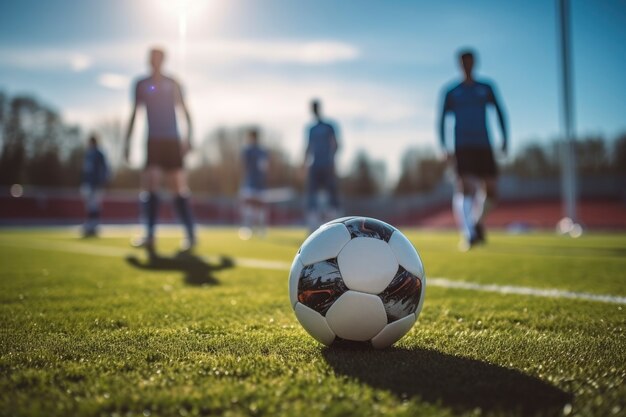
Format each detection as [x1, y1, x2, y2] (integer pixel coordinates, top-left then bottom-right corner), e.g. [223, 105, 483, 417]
[125, 251, 234, 286]
[322, 345, 571, 416]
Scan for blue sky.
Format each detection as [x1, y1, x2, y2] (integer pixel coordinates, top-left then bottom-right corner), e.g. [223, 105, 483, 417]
[0, 0, 625, 180]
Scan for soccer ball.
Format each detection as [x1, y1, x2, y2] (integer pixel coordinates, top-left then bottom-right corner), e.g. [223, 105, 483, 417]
[289, 216, 426, 348]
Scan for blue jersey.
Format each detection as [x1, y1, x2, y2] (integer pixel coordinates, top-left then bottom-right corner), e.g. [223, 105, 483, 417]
[242, 145, 268, 190]
[135, 75, 182, 140]
[306, 121, 338, 169]
[442, 80, 498, 149]
[82, 148, 109, 187]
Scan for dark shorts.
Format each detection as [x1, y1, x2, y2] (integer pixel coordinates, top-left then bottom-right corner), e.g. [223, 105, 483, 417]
[455, 147, 498, 178]
[146, 139, 183, 170]
[307, 166, 339, 209]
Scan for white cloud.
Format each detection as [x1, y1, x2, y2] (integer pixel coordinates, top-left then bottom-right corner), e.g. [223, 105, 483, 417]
[188, 39, 359, 65]
[97, 73, 131, 90]
[0, 49, 93, 72]
[69, 53, 93, 72]
[0, 38, 359, 76]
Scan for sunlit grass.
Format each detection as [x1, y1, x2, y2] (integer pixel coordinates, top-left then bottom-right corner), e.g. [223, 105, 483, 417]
[0, 228, 625, 417]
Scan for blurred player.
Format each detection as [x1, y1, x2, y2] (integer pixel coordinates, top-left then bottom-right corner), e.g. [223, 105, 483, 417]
[80, 133, 109, 237]
[304, 99, 340, 232]
[239, 128, 269, 240]
[124, 47, 196, 255]
[438, 49, 508, 250]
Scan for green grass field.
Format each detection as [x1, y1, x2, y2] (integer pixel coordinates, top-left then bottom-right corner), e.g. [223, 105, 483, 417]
[1, 228, 625, 417]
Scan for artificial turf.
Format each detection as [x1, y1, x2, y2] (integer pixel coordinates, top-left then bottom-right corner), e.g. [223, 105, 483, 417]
[0, 228, 624, 417]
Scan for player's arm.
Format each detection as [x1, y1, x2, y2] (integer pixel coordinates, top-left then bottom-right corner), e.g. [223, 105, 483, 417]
[489, 85, 509, 155]
[100, 151, 111, 185]
[438, 91, 453, 161]
[124, 82, 140, 163]
[303, 128, 312, 168]
[330, 124, 339, 153]
[175, 82, 193, 155]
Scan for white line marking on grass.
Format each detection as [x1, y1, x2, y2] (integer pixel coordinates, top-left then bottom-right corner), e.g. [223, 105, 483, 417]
[235, 258, 293, 271]
[2, 238, 625, 305]
[427, 278, 626, 305]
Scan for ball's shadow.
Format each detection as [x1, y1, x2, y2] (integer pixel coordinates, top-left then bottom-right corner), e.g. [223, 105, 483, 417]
[125, 252, 234, 286]
[322, 345, 571, 416]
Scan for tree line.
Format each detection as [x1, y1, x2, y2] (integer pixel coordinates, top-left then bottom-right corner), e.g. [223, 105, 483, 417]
[1, 92, 624, 196]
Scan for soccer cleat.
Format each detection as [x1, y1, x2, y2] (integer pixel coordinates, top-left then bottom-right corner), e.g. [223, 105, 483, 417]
[458, 239, 471, 252]
[458, 235, 482, 252]
[131, 236, 155, 251]
[82, 227, 98, 238]
[474, 222, 486, 244]
[179, 238, 197, 253]
[238, 227, 253, 241]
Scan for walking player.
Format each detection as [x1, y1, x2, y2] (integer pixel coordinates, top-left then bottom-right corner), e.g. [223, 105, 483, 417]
[439, 49, 508, 250]
[80, 134, 109, 237]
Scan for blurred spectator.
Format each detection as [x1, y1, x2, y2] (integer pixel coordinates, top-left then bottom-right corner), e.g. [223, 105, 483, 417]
[80, 134, 109, 237]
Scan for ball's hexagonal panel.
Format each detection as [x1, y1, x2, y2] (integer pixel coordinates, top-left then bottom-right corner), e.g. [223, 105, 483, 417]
[388, 231, 425, 279]
[343, 217, 396, 241]
[337, 237, 398, 294]
[297, 259, 348, 316]
[294, 302, 336, 345]
[325, 290, 387, 341]
[299, 223, 351, 266]
[379, 266, 423, 322]
[288, 254, 305, 308]
[371, 313, 416, 349]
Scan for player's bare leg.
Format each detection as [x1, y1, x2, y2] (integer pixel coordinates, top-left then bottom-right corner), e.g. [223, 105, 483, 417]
[133, 167, 162, 254]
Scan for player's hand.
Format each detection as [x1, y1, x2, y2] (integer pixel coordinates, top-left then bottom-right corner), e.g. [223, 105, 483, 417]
[123, 144, 130, 164]
[298, 163, 307, 181]
[181, 141, 192, 156]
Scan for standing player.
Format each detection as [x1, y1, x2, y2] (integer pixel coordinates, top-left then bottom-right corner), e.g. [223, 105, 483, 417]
[239, 128, 269, 239]
[124, 47, 196, 255]
[80, 134, 109, 237]
[304, 99, 340, 232]
[438, 49, 508, 250]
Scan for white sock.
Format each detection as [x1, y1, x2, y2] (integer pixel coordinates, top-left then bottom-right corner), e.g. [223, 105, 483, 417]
[307, 211, 320, 233]
[453, 193, 475, 241]
[255, 207, 268, 236]
[241, 205, 253, 229]
[472, 188, 487, 224]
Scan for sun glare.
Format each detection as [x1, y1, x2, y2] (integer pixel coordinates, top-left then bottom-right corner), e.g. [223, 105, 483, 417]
[156, 0, 215, 37]
[152, 0, 219, 75]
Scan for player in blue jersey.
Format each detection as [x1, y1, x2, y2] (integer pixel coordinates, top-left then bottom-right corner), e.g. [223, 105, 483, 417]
[124, 47, 196, 255]
[80, 134, 109, 237]
[438, 49, 508, 250]
[304, 99, 340, 232]
[239, 128, 269, 239]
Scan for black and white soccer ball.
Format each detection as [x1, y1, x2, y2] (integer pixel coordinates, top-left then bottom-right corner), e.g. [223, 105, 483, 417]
[289, 217, 425, 348]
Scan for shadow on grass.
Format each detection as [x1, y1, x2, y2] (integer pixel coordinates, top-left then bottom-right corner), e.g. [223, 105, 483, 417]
[322, 345, 571, 416]
[125, 252, 234, 286]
